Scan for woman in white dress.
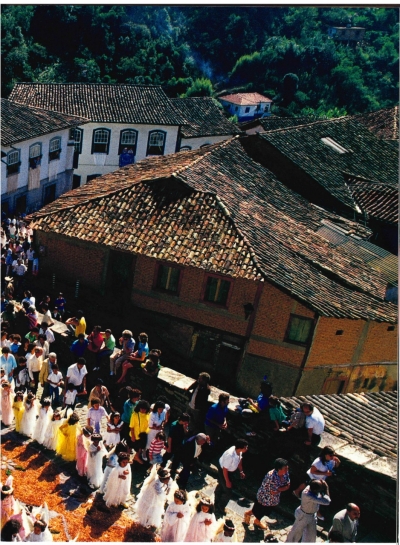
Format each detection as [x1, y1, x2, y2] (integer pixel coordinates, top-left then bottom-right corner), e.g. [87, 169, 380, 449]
[43, 410, 63, 451]
[134, 466, 176, 529]
[20, 392, 38, 437]
[185, 497, 217, 542]
[145, 401, 167, 455]
[103, 452, 132, 508]
[161, 489, 191, 542]
[86, 433, 107, 489]
[32, 398, 53, 445]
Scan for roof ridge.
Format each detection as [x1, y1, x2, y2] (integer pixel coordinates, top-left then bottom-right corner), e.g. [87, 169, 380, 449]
[171, 137, 238, 177]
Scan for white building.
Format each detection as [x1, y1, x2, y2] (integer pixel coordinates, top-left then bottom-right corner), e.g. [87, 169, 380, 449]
[1, 99, 88, 215]
[9, 83, 186, 186]
[218, 92, 273, 122]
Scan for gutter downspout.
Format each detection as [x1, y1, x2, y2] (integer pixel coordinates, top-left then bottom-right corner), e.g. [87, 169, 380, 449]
[292, 314, 320, 396]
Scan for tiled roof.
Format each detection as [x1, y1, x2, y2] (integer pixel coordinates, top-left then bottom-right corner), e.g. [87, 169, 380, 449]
[353, 107, 399, 142]
[1, 98, 88, 147]
[219, 92, 273, 105]
[27, 138, 397, 323]
[8, 83, 185, 126]
[238, 115, 323, 132]
[280, 391, 398, 459]
[317, 222, 398, 286]
[346, 178, 398, 225]
[257, 116, 398, 211]
[171, 97, 240, 138]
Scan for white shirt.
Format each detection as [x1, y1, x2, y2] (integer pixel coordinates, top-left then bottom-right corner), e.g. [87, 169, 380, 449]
[219, 445, 241, 472]
[305, 407, 325, 436]
[66, 363, 87, 386]
[40, 328, 55, 344]
[48, 371, 63, 385]
[65, 389, 77, 404]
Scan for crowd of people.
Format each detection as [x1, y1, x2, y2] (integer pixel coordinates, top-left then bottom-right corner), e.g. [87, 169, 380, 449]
[0, 216, 361, 543]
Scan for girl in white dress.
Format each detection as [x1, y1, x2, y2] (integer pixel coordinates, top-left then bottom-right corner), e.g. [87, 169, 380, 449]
[1, 381, 14, 426]
[103, 452, 132, 508]
[161, 489, 191, 542]
[145, 401, 167, 456]
[86, 433, 107, 489]
[185, 497, 217, 542]
[103, 412, 124, 449]
[100, 440, 129, 494]
[43, 410, 63, 451]
[134, 466, 176, 529]
[20, 392, 38, 437]
[32, 398, 53, 445]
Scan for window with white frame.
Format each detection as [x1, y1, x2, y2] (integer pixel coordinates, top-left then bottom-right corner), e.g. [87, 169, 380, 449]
[119, 129, 138, 155]
[29, 143, 42, 169]
[6, 149, 20, 176]
[179, 146, 192, 152]
[146, 130, 166, 156]
[72, 128, 84, 154]
[49, 137, 62, 161]
[92, 128, 111, 154]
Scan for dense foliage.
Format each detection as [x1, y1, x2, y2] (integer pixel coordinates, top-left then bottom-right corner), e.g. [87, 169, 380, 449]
[2, 5, 398, 115]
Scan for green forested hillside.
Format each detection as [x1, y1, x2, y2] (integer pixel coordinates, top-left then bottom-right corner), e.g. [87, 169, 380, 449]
[1, 5, 398, 115]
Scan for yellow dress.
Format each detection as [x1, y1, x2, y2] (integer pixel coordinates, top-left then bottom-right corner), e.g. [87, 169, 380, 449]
[12, 400, 25, 432]
[56, 421, 81, 461]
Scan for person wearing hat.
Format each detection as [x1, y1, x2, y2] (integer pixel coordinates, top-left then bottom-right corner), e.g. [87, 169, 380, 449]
[213, 519, 237, 542]
[174, 433, 210, 489]
[135, 466, 174, 528]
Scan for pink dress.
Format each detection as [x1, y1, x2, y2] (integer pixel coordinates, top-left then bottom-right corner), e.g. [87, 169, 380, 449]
[1, 386, 14, 426]
[76, 433, 89, 477]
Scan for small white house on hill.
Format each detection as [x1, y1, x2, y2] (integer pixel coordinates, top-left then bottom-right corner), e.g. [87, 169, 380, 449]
[218, 92, 273, 121]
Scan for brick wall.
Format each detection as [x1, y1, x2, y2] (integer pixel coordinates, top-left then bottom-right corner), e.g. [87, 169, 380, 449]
[35, 231, 107, 290]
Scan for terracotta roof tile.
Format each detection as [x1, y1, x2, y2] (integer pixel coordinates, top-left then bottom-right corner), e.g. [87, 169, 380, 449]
[353, 106, 399, 142]
[219, 92, 273, 105]
[27, 138, 397, 323]
[238, 115, 323, 131]
[1, 98, 88, 147]
[8, 83, 185, 125]
[281, 391, 398, 458]
[171, 97, 240, 138]
[346, 178, 398, 225]
[257, 116, 398, 211]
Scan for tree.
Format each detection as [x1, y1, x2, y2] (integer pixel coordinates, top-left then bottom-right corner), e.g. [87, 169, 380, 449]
[183, 78, 214, 97]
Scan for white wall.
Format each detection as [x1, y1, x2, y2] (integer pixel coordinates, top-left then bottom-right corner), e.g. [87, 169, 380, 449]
[1, 129, 73, 197]
[219, 99, 271, 119]
[179, 134, 231, 150]
[74, 122, 180, 183]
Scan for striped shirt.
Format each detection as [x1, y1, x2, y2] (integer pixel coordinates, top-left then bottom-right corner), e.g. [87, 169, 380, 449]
[149, 438, 165, 456]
